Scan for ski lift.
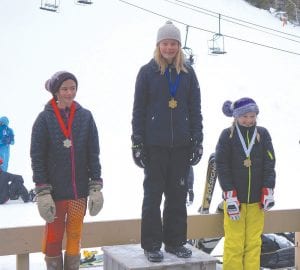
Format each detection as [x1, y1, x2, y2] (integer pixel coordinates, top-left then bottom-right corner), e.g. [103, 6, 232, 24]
[182, 25, 195, 65]
[208, 14, 226, 55]
[75, 0, 93, 5]
[208, 33, 226, 55]
[182, 46, 195, 65]
[40, 0, 60, 12]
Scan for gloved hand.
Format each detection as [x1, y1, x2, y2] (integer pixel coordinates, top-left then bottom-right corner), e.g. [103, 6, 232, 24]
[131, 135, 146, 168]
[261, 187, 275, 211]
[189, 137, 203, 166]
[223, 190, 240, 221]
[88, 180, 104, 216]
[35, 184, 56, 223]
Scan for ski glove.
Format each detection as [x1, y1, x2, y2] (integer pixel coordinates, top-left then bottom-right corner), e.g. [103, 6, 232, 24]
[189, 137, 203, 166]
[223, 190, 240, 221]
[261, 187, 275, 211]
[131, 135, 146, 168]
[35, 184, 56, 223]
[88, 180, 104, 216]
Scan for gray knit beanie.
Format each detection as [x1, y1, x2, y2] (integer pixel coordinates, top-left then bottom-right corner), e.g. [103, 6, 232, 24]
[156, 21, 181, 45]
[45, 71, 78, 95]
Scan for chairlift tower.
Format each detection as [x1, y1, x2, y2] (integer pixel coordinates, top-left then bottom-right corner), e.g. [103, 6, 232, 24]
[208, 14, 226, 55]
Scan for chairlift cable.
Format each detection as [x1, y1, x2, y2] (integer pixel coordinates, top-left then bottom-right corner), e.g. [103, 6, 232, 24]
[165, 0, 300, 44]
[118, 0, 215, 35]
[118, 0, 300, 56]
[170, 0, 300, 39]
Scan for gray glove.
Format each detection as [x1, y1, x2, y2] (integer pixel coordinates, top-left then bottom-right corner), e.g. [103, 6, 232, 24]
[88, 181, 104, 216]
[35, 185, 56, 223]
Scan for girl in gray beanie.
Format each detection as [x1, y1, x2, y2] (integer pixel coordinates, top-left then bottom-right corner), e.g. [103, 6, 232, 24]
[215, 97, 276, 269]
[131, 21, 203, 262]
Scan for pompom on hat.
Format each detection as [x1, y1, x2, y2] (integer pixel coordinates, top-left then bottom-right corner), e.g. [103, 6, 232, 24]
[156, 20, 181, 45]
[222, 97, 259, 118]
[45, 71, 78, 95]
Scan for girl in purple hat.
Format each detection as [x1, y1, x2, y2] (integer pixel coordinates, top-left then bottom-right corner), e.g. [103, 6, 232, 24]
[215, 97, 276, 269]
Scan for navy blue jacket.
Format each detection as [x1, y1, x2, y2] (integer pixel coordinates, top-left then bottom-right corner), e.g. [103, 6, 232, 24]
[132, 59, 203, 147]
[215, 124, 276, 203]
[30, 101, 101, 201]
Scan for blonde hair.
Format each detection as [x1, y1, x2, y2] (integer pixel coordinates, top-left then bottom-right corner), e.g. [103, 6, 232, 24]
[154, 45, 188, 75]
[229, 119, 260, 142]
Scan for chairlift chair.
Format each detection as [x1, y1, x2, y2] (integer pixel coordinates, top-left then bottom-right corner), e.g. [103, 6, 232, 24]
[76, 0, 93, 5]
[208, 33, 226, 55]
[208, 14, 227, 55]
[40, 0, 60, 12]
[182, 46, 195, 65]
[182, 25, 195, 65]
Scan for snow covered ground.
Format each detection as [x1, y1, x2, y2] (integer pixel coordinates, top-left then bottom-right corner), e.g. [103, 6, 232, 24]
[0, 0, 300, 268]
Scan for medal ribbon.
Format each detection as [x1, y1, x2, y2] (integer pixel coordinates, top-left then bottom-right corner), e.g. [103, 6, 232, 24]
[235, 124, 257, 158]
[165, 68, 181, 97]
[51, 98, 76, 139]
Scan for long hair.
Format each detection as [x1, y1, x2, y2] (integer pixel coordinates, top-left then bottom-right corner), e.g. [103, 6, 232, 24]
[153, 45, 188, 75]
[229, 119, 260, 142]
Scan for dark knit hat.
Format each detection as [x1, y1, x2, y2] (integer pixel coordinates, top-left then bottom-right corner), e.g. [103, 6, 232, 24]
[222, 97, 259, 118]
[45, 71, 78, 94]
[157, 21, 181, 45]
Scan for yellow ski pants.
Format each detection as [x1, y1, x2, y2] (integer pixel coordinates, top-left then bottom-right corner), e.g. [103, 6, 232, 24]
[223, 202, 264, 270]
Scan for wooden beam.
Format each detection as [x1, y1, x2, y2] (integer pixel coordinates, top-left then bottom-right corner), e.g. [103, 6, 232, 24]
[1, 209, 300, 256]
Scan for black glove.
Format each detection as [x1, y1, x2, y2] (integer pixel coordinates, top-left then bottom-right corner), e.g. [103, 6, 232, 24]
[189, 137, 203, 166]
[131, 135, 147, 168]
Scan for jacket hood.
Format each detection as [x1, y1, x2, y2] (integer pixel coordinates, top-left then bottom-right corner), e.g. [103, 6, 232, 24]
[0, 116, 9, 126]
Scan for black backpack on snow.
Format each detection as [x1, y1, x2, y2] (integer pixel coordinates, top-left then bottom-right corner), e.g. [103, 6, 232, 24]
[0, 171, 29, 203]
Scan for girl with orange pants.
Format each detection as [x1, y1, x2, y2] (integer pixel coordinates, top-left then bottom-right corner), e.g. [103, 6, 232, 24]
[31, 71, 103, 270]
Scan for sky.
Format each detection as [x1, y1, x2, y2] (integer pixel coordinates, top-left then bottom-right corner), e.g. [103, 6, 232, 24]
[0, 0, 300, 268]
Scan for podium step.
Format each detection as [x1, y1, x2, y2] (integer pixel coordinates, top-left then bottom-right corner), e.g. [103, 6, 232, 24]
[102, 244, 218, 270]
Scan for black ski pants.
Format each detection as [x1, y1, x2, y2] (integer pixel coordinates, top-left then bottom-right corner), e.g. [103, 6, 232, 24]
[141, 145, 190, 251]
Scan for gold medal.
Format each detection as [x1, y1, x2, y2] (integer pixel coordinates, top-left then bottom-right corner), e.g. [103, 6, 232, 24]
[243, 158, 252, 167]
[168, 98, 177, 109]
[63, 139, 72, 148]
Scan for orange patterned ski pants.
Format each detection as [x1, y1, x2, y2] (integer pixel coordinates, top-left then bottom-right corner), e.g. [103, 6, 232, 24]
[42, 198, 87, 256]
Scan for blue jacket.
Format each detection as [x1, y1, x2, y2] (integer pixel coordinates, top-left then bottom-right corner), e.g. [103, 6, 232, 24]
[132, 59, 203, 147]
[30, 101, 101, 201]
[215, 124, 276, 203]
[0, 116, 14, 147]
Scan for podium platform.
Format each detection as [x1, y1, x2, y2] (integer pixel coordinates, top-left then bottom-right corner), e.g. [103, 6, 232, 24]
[102, 244, 218, 270]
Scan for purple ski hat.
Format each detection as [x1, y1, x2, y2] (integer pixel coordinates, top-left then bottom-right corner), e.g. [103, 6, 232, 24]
[222, 97, 259, 118]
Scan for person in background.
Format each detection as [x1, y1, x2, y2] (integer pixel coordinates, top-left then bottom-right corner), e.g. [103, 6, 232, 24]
[0, 116, 15, 172]
[30, 71, 103, 270]
[131, 21, 203, 262]
[215, 97, 276, 270]
[0, 156, 29, 204]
